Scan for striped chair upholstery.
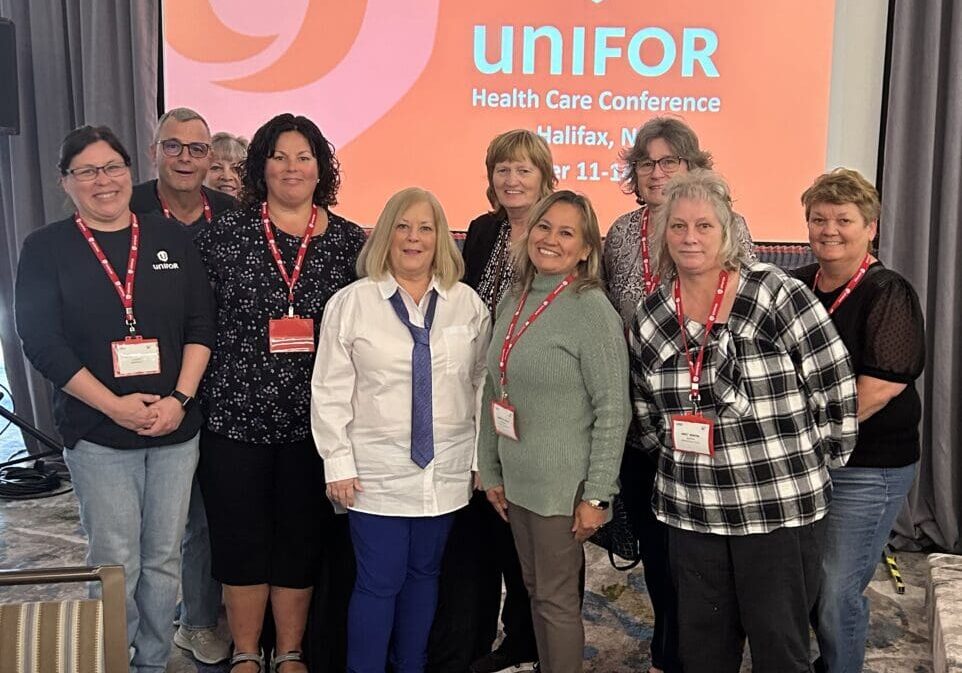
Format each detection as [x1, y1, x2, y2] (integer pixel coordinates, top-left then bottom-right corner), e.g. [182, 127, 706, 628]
[0, 566, 127, 673]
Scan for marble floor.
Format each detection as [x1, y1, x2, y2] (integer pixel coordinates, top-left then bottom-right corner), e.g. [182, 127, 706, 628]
[0, 480, 933, 672]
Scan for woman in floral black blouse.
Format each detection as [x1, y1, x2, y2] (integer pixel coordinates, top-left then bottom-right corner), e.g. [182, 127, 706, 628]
[195, 113, 366, 673]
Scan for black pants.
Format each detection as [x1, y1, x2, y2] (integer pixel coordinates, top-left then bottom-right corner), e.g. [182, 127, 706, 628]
[669, 521, 824, 673]
[619, 447, 681, 673]
[426, 491, 538, 672]
[304, 514, 355, 672]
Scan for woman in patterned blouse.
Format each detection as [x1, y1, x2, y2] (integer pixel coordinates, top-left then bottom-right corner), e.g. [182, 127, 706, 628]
[428, 130, 556, 673]
[630, 170, 858, 673]
[603, 117, 755, 673]
[195, 114, 367, 673]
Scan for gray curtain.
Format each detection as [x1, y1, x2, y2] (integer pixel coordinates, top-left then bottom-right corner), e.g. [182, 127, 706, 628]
[0, 0, 158, 453]
[882, 0, 962, 552]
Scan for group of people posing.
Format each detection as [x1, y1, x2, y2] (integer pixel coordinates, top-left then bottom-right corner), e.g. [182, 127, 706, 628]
[14, 108, 925, 673]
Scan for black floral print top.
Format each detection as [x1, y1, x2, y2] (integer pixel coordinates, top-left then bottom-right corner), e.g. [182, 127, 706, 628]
[195, 204, 367, 444]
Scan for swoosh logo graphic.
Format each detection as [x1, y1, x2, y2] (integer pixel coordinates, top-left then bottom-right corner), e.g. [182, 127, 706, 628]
[164, 0, 276, 63]
[217, 0, 369, 92]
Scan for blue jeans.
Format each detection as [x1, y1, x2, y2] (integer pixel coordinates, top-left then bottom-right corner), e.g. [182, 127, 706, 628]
[347, 511, 455, 673]
[814, 463, 917, 673]
[179, 474, 222, 629]
[65, 435, 199, 673]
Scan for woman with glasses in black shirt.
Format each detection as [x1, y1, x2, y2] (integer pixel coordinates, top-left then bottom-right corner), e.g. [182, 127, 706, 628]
[15, 125, 215, 673]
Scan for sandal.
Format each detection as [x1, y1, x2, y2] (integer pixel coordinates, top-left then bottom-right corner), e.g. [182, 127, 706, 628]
[271, 649, 306, 672]
[230, 649, 265, 673]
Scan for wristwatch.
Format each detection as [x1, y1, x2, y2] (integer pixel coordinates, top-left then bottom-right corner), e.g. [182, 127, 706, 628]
[584, 499, 610, 510]
[169, 389, 194, 410]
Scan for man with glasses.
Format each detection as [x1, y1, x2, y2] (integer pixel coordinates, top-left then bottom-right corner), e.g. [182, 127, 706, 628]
[131, 107, 237, 239]
[131, 107, 234, 665]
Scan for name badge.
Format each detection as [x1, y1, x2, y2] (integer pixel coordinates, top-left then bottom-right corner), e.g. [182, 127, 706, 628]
[269, 316, 315, 353]
[671, 413, 714, 456]
[111, 337, 161, 378]
[491, 399, 519, 441]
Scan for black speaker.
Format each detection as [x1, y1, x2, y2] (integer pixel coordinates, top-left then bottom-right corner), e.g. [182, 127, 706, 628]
[0, 18, 20, 135]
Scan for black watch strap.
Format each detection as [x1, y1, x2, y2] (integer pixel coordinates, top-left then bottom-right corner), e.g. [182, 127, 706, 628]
[170, 390, 193, 409]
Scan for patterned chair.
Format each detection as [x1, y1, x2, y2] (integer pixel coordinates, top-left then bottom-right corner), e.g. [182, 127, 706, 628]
[0, 566, 127, 673]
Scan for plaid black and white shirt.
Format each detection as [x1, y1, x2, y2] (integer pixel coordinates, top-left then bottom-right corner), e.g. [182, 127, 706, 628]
[629, 263, 858, 536]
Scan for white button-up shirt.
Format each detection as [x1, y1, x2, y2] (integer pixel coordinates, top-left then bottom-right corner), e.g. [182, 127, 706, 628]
[311, 275, 491, 516]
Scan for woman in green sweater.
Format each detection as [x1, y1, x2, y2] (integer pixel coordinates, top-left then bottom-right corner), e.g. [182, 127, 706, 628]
[477, 190, 631, 673]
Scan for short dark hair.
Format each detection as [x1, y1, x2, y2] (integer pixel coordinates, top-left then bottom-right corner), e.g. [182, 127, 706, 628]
[241, 113, 340, 208]
[620, 117, 713, 198]
[58, 125, 131, 174]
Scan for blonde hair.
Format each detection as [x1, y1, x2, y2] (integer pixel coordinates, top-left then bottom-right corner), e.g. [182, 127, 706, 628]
[512, 190, 603, 294]
[650, 170, 752, 281]
[357, 187, 464, 288]
[210, 132, 248, 163]
[485, 130, 556, 217]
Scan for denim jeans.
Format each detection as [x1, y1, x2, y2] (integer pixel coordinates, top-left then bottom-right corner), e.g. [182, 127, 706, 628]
[65, 434, 199, 673]
[179, 474, 222, 629]
[814, 463, 917, 673]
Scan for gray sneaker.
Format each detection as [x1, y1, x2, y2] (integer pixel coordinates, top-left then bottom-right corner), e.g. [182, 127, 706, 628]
[173, 625, 231, 664]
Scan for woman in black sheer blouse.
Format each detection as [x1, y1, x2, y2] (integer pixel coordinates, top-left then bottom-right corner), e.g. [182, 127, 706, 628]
[792, 168, 925, 673]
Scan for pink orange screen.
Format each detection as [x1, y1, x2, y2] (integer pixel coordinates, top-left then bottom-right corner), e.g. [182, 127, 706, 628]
[163, 0, 835, 240]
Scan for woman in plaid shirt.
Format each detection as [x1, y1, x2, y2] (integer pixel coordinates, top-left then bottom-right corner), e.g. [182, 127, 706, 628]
[629, 170, 858, 673]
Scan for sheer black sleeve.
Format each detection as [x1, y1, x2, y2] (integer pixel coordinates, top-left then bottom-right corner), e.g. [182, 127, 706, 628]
[862, 274, 925, 383]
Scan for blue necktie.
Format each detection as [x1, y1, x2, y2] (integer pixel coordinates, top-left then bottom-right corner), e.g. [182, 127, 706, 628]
[388, 288, 439, 469]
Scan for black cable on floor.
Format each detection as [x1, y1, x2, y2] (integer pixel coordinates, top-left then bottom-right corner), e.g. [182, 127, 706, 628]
[0, 459, 73, 500]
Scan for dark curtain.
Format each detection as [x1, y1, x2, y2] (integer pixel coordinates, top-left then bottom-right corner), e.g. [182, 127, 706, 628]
[0, 0, 158, 453]
[881, 0, 962, 551]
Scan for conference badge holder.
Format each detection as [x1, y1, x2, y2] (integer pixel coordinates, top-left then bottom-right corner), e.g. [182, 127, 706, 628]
[261, 202, 318, 354]
[112, 335, 161, 378]
[491, 395, 519, 441]
[671, 405, 714, 456]
[268, 307, 315, 354]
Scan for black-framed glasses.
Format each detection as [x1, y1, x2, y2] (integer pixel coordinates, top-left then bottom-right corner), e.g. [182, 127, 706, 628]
[635, 156, 686, 175]
[65, 162, 130, 182]
[158, 139, 211, 159]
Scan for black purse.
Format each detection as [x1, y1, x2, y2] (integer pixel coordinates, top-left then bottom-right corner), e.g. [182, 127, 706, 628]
[588, 496, 641, 570]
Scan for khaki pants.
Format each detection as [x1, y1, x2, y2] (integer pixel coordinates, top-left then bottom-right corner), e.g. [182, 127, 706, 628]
[508, 502, 585, 673]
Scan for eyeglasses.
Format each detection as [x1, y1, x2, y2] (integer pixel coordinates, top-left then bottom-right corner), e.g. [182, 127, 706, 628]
[65, 162, 130, 182]
[635, 156, 686, 175]
[158, 139, 211, 159]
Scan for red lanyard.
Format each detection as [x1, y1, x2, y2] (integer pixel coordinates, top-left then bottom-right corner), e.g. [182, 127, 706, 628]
[74, 212, 141, 335]
[160, 192, 212, 224]
[261, 201, 318, 314]
[814, 254, 872, 315]
[498, 274, 575, 392]
[673, 271, 729, 409]
[639, 206, 660, 295]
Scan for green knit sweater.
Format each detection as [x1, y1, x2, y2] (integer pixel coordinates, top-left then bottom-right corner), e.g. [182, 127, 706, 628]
[477, 272, 631, 517]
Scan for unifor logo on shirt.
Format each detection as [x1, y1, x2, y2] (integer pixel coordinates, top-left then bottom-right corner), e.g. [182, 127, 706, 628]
[153, 250, 180, 270]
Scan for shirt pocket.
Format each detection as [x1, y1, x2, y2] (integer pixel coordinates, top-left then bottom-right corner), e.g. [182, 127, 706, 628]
[441, 325, 477, 376]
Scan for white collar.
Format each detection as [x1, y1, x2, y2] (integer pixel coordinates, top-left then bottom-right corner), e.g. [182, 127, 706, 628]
[375, 274, 448, 302]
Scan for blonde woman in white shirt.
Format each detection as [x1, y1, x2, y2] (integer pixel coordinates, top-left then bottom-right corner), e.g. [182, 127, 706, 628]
[311, 187, 491, 673]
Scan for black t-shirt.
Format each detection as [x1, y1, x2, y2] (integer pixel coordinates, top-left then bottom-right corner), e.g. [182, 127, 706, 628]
[792, 262, 925, 467]
[130, 179, 237, 239]
[15, 214, 216, 449]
